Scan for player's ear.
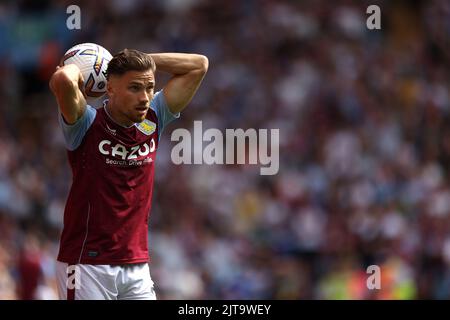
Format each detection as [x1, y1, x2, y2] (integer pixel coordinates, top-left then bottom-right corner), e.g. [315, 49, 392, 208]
[107, 77, 115, 97]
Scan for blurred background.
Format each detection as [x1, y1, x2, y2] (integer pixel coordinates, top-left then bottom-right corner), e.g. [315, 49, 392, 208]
[0, 0, 449, 299]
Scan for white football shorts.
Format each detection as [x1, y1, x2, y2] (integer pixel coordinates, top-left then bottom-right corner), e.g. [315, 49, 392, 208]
[55, 261, 156, 300]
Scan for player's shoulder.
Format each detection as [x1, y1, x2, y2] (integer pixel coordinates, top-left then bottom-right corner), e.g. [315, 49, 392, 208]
[151, 90, 164, 105]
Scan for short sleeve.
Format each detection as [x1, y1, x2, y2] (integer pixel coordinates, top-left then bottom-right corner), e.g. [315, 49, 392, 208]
[58, 105, 97, 151]
[150, 90, 180, 141]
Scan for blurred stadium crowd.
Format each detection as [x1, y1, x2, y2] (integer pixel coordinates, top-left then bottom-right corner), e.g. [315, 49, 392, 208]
[0, 0, 449, 299]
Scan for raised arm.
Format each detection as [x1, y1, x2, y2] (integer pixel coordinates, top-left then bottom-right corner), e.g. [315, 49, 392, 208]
[49, 64, 87, 124]
[149, 53, 208, 114]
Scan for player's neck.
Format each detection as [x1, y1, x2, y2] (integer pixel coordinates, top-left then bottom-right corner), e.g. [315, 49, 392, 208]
[104, 102, 134, 128]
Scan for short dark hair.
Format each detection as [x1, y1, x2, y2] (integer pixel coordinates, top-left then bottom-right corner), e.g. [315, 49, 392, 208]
[106, 49, 155, 79]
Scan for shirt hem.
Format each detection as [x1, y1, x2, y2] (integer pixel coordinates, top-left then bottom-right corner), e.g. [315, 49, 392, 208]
[57, 256, 150, 265]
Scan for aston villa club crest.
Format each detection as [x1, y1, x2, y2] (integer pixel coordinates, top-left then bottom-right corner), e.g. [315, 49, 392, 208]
[136, 120, 156, 136]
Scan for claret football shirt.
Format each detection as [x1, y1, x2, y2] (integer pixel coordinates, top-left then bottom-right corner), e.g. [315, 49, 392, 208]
[57, 90, 178, 265]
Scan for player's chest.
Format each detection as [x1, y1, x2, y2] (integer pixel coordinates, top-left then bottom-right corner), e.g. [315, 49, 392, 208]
[89, 119, 159, 163]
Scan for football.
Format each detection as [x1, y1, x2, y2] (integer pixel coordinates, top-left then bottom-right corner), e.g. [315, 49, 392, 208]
[61, 43, 113, 107]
